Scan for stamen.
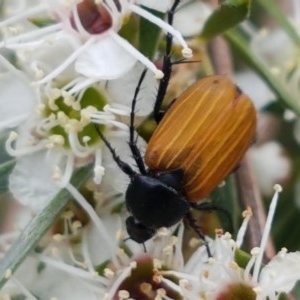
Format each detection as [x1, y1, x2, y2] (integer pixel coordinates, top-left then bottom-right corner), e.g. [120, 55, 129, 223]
[5, 131, 47, 157]
[102, 0, 119, 25]
[103, 104, 131, 116]
[47, 134, 65, 148]
[71, 4, 90, 39]
[159, 277, 183, 296]
[118, 290, 130, 299]
[81, 227, 99, 274]
[65, 183, 116, 253]
[236, 207, 252, 248]
[68, 247, 88, 269]
[160, 270, 198, 283]
[36, 254, 107, 284]
[253, 185, 282, 282]
[129, 4, 193, 58]
[0, 4, 47, 28]
[67, 77, 100, 94]
[244, 247, 260, 282]
[90, 111, 116, 122]
[109, 31, 164, 79]
[68, 131, 92, 158]
[94, 148, 105, 184]
[54, 153, 74, 188]
[104, 265, 133, 299]
[0, 23, 62, 48]
[33, 37, 96, 85]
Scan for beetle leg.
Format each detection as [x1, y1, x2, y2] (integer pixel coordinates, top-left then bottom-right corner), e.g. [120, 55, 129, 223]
[184, 211, 212, 257]
[129, 69, 148, 175]
[190, 202, 233, 233]
[153, 0, 180, 123]
[94, 125, 137, 178]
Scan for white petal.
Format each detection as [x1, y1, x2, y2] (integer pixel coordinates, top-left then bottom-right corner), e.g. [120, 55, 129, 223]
[75, 37, 136, 79]
[106, 62, 158, 116]
[102, 131, 147, 194]
[174, 1, 212, 37]
[9, 150, 62, 212]
[18, 34, 78, 82]
[0, 72, 35, 130]
[31, 263, 100, 300]
[135, 0, 172, 12]
[259, 251, 300, 293]
[84, 217, 121, 265]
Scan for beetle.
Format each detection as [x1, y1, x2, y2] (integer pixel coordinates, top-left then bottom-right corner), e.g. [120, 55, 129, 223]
[96, 72, 256, 252]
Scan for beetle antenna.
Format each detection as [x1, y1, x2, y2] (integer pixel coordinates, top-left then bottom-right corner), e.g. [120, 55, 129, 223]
[153, 0, 180, 123]
[128, 69, 148, 175]
[123, 236, 147, 253]
[94, 126, 137, 178]
[184, 211, 212, 257]
[142, 243, 147, 253]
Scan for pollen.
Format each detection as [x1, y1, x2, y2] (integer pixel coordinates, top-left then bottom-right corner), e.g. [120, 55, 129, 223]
[49, 134, 65, 146]
[242, 207, 253, 218]
[140, 282, 152, 294]
[104, 268, 115, 279]
[274, 183, 283, 193]
[71, 220, 83, 232]
[251, 247, 261, 257]
[118, 289, 130, 299]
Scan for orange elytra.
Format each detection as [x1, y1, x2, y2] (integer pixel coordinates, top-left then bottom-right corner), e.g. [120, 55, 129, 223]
[145, 75, 256, 201]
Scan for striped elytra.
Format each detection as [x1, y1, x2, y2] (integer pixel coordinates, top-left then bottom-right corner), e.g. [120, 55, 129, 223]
[145, 75, 256, 201]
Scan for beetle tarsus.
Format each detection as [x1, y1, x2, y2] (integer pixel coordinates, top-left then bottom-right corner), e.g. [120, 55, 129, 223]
[190, 202, 233, 233]
[94, 125, 136, 178]
[184, 211, 212, 257]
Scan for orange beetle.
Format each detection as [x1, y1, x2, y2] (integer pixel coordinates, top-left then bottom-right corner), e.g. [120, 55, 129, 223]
[97, 74, 256, 248]
[145, 75, 256, 201]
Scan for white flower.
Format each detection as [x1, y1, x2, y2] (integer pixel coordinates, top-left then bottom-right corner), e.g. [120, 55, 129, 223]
[0, 71, 35, 131]
[173, 0, 212, 37]
[237, 0, 300, 112]
[2, 183, 300, 299]
[248, 141, 291, 196]
[0, 0, 193, 83]
[1, 60, 152, 211]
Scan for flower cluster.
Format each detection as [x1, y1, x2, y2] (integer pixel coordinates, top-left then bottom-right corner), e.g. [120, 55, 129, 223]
[1, 1, 300, 299]
[0, 0, 200, 211]
[1, 185, 300, 299]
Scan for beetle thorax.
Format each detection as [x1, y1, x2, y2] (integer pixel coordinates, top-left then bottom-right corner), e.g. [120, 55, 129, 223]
[125, 174, 190, 230]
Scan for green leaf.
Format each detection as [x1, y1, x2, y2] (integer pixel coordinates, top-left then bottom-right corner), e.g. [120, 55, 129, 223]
[234, 248, 251, 269]
[0, 160, 15, 193]
[0, 165, 92, 289]
[139, 8, 164, 59]
[200, 0, 252, 40]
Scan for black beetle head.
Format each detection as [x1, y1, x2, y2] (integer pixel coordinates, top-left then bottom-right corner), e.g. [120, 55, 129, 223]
[125, 173, 190, 243]
[125, 216, 156, 243]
